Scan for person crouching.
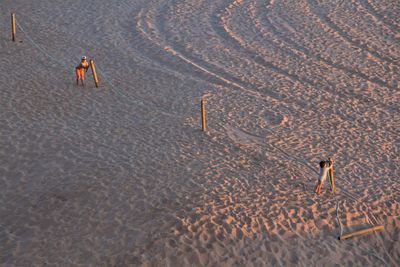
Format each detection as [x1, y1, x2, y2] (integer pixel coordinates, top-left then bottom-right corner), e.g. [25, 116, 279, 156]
[314, 159, 333, 195]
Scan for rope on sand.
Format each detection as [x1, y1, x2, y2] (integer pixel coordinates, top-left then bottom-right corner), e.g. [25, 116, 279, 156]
[327, 170, 389, 266]
[16, 20, 72, 70]
[95, 66, 185, 118]
[16, 19, 184, 119]
[233, 130, 389, 266]
[13, 14, 391, 267]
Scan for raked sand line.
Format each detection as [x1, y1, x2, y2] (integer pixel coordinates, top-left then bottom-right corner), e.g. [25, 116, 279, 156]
[249, 0, 398, 95]
[278, 0, 397, 88]
[133, 0, 398, 155]
[1, 0, 399, 266]
[306, 0, 398, 66]
[137, 0, 396, 148]
[356, 0, 400, 39]
[219, 0, 398, 122]
[145, 0, 396, 138]
[136, 3, 291, 106]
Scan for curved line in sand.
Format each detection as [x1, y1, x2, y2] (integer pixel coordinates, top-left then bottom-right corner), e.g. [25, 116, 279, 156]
[357, 0, 400, 35]
[306, 0, 399, 66]
[249, 0, 397, 98]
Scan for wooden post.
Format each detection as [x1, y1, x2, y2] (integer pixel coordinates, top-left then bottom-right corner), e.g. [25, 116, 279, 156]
[90, 59, 99, 88]
[329, 157, 335, 192]
[338, 225, 384, 240]
[201, 96, 206, 131]
[11, 13, 16, 42]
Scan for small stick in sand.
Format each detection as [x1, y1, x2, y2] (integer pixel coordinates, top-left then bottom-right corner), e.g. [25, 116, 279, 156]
[338, 225, 384, 240]
[90, 59, 99, 88]
[11, 13, 16, 42]
[201, 96, 206, 131]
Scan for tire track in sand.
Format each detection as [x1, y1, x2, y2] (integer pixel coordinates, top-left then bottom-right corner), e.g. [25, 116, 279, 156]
[141, 0, 398, 175]
[359, 0, 400, 34]
[265, 0, 398, 91]
[306, 0, 399, 67]
[137, 0, 355, 152]
[134, 0, 398, 140]
[214, 0, 398, 137]
[134, 1, 259, 94]
[250, 0, 398, 98]
[134, 0, 312, 111]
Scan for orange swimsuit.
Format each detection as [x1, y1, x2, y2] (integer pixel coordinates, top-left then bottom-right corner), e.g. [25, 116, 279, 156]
[75, 60, 89, 79]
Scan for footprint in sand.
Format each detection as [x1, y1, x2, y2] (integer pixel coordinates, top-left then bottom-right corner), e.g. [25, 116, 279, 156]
[263, 111, 289, 127]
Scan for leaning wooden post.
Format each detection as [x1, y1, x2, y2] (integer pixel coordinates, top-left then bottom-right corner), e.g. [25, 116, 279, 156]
[338, 225, 384, 240]
[329, 157, 335, 192]
[89, 59, 99, 88]
[11, 13, 16, 42]
[201, 96, 206, 131]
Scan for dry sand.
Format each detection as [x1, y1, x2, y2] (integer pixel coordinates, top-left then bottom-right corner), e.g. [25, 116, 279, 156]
[0, 0, 399, 266]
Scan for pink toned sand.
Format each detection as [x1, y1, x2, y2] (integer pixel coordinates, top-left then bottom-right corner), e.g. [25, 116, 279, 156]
[0, 0, 399, 266]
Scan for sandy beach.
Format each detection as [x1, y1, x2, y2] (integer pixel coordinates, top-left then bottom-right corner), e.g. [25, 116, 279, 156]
[0, 0, 399, 266]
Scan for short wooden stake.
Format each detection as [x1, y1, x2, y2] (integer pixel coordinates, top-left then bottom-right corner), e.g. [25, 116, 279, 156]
[90, 59, 99, 88]
[338, 225, 384, 240]
[11, 13, 16, 42]
[201, 97, 206, 131]
[329, 157, 335, 192]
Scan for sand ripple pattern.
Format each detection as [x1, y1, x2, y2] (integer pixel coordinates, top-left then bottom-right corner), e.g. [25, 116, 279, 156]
[0, 0, 399, 266]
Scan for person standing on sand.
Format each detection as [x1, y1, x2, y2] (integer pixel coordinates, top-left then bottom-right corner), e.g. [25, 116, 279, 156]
[314, 158, 333, 195]
[75, 56, 89, 86]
